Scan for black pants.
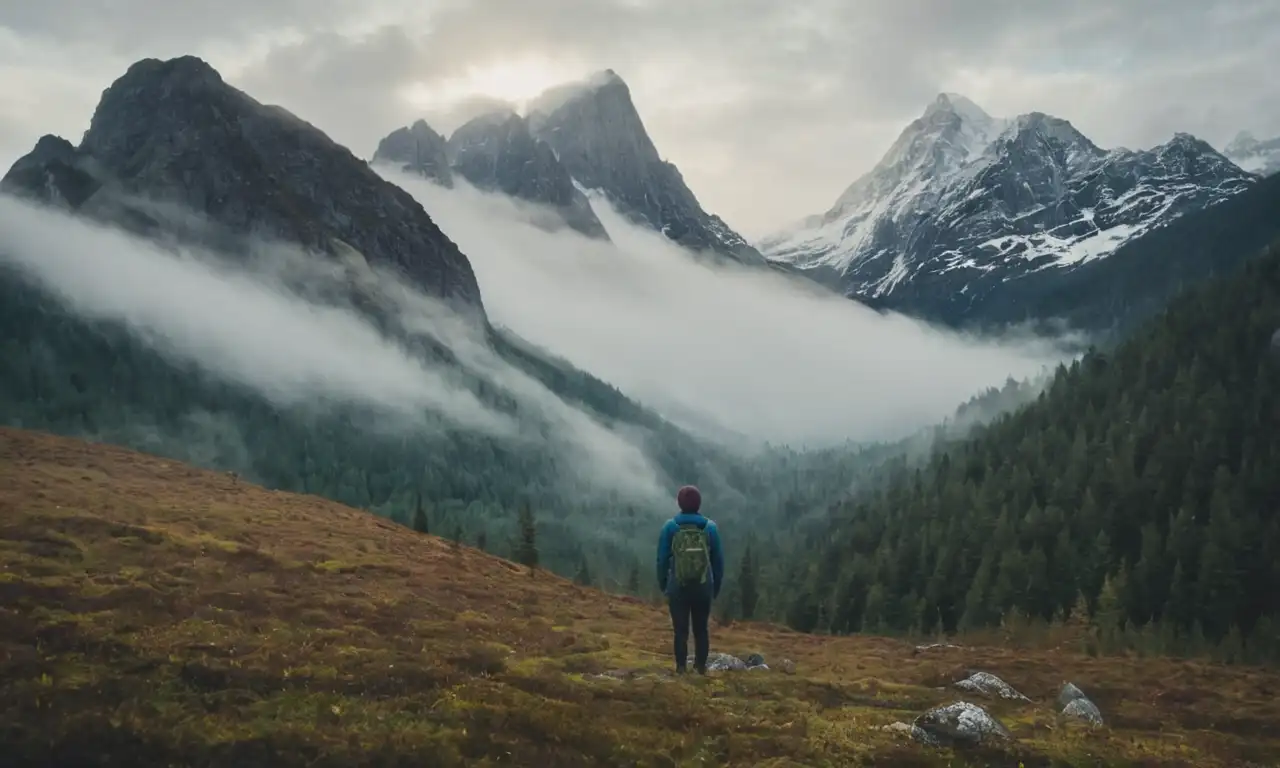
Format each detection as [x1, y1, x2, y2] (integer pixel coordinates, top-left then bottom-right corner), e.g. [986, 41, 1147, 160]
[668, 590, 711, 673]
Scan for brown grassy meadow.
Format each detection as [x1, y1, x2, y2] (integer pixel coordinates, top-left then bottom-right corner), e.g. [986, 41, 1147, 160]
[2, 426, 1278, 767]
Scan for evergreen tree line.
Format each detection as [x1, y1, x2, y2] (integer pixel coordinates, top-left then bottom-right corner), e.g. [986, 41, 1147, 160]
[781, 242, 1280, 662]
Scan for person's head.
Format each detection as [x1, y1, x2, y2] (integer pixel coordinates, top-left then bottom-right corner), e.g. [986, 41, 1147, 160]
[677, 485, 702, 514]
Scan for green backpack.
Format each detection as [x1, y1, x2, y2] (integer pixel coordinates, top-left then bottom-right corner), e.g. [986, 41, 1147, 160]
[671, 522, 711, 587]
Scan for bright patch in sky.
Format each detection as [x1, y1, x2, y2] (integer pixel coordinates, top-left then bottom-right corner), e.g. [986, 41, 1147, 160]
[401, 56, 581, 110]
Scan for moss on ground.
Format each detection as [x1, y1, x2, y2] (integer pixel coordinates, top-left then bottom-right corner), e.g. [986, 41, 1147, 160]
[2, 426, 1279, 766]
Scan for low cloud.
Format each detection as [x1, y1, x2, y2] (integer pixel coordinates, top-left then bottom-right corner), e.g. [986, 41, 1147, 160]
[382, 168, 1072, 447]
[0, 193, 665, 498]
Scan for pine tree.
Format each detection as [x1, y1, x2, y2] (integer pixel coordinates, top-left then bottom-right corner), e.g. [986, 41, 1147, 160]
[738, 542, 759, 620]
[575, 558, 592, 586]
[626, 562, 640, 595]
[412, 490, 429, 534]
[517, 501, 539, 573]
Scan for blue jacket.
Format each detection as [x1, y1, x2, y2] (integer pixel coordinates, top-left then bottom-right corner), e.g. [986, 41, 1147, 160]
[656, 512, 724, 600]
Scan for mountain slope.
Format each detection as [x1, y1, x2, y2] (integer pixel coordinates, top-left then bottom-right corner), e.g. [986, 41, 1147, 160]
[4, 426, 1278, 767]
[1225, 131, 1280, 177]
[526, 71, 766, 266]
[788, 240, 1280, 655]
[761, 94, 1258, 328]
[371, 118, 455, 187]
[445, 110, 609, 240]
[0, 56, 884, 591]
[0, 56, 482, 311]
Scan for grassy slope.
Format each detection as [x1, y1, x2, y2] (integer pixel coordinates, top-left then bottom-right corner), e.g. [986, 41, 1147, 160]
[2, 427, 1278, 767]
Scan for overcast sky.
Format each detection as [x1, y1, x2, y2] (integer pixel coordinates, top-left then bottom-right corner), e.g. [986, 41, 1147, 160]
[2, 0, 1278, 239]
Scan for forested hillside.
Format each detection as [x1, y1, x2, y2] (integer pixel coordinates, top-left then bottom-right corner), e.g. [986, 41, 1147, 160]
[787, 241, 1280, 661]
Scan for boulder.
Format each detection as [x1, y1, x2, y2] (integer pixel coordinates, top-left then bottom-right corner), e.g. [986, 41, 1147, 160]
[954, 671, 1031, 701]
[913, 701, 1013, 746]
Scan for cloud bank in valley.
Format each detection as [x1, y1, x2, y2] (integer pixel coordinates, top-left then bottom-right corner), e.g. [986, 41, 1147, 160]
[382, 168, 1072, 447]
[0, 193, 665, 498]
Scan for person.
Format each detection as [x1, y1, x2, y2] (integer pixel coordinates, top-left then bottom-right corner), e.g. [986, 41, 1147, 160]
[655, 484, 724, 675]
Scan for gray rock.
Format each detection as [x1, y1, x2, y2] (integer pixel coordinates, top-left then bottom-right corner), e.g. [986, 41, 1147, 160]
[526, 70, 764, 265]
[913, 701, 1013, 746]
[1058, 682, 1104, 726]
[954, 671, 1030, 701]
[1062, 697, 1104, 726]
[747, 663, 770, 671]
[687, 652, 748, 672]
[0, 56, 483, 312]
[883, 721, 941, 746]
[445, 110, 609, 241]
[1057, 682, 1088, 709]
[779, 658, 797, 675]
[372, 119, 454, 188]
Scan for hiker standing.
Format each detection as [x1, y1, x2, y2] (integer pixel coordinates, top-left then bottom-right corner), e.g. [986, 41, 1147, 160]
[655, 485, 724, 674]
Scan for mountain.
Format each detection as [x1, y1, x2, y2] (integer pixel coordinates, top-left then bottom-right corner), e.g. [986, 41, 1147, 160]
[1225, 130, 1280, 177]
[760, 94, 1258, 329]
[444, 109, 609, 240]
[371, 118, 455, 187]
[0, 56, 881, 592]
[526, 70, 766, 266]
[2, 57, 482, 311]
[785, 239, 1280, 659]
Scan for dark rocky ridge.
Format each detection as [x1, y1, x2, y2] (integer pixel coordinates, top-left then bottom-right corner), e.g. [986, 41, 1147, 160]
[372, 119, 454, 188]
[445, 110, 609, 240]
[2, 56, 483, 311]
[526, 70, 765, 265]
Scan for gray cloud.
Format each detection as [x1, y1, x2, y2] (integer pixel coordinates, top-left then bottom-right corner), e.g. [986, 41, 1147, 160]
[2, 0, 1277, 237]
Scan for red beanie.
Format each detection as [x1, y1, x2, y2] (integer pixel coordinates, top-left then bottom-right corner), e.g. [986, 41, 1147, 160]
[677, 485, 702, 513]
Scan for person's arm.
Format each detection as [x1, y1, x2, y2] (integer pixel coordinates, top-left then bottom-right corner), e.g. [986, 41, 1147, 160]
[655, 521, 673, 592]
[708, 522, 725, 599]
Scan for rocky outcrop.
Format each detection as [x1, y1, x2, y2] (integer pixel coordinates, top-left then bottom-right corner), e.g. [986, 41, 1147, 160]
[445, 110, 608, 240]
[527, 70, 764, 265]
[372, 120, 454, 188]
[1, 56, 482, 311]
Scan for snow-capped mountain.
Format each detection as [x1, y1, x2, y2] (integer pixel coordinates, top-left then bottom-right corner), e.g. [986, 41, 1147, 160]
[759, 93, 1258, 325]
[1225, 131, 1280, 177]
[526, 70, 766, 266]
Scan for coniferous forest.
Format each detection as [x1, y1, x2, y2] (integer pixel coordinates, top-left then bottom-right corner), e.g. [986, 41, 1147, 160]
[782, 242, 1280, 662]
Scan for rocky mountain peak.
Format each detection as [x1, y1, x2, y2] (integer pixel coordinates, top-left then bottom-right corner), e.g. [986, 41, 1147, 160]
[4, 55, 484, 311]
[372, 119, 454, 187]
[442, 110, 609, 240]
[523, 72, 762, 263]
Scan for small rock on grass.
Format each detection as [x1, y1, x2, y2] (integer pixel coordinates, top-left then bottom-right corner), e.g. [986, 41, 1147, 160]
[954, 671, 1031, 701]
[913, 701, 1013, 746]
